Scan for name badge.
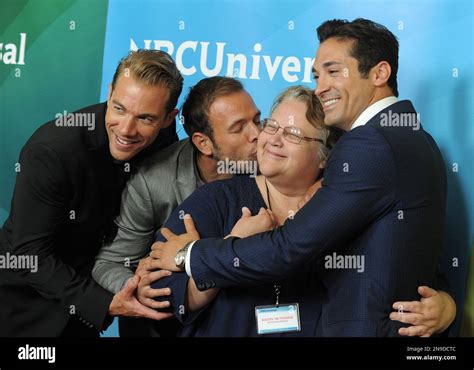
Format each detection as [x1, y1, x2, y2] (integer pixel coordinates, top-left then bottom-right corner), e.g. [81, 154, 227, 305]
[255, 303, 301, 335]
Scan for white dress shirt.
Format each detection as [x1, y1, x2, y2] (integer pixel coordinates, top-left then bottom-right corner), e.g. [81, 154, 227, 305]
[350, 96, 397, 130]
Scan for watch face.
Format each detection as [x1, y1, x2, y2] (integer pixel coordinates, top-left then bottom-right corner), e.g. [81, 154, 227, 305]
[175, 252, 184, 266]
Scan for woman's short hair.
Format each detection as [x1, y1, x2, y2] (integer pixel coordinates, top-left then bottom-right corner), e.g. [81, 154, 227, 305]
[270, 85, 342, 160]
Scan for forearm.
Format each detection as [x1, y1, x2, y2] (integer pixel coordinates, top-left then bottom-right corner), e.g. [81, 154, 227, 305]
[93, 236, 152, 293]
[92, 261, 134, 294]
[93, 165, 160, 293]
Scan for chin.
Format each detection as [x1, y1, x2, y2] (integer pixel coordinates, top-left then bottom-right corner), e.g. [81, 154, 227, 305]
[110, 147, 136, 162]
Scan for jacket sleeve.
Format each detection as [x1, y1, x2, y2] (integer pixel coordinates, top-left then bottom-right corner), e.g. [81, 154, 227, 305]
[93, 169, 156, 294]
[189, 129, 397, 289]
[8, 143, 113, 330]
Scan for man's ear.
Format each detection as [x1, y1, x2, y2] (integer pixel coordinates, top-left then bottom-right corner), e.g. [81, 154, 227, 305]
[191, 132, 213, 156]
[371, 61, 391, 88]
[163, 108, 179, 128]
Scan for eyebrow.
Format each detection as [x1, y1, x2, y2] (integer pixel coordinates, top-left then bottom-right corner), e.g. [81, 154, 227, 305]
[111, 99, 159, 120]
[323, 61, 343, 68]
[228, 110, 261, 131]
[136, 113, 159, 120]
[111, 99, 126, 109]
[313, 61, 344, 74]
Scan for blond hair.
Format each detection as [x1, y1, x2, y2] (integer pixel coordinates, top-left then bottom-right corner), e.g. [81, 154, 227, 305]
[112, 49, 183, 113]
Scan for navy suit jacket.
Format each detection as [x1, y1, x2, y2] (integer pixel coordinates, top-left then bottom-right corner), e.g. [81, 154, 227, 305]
[189, 100, 447, 336]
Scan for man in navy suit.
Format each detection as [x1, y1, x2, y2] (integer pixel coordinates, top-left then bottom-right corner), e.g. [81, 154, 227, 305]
[152, 19, 448, 336]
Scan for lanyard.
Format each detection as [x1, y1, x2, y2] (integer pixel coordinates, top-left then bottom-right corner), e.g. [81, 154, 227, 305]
[265, 178, 282, 306]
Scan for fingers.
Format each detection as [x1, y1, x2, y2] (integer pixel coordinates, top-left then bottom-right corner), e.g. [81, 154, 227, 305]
[143, 258, 164, 271]
[398, 325, 430, 337]
[140, 270, 172, 286]
[390, 311, 424, 326]
[241, 207, 251, 218]
[183, 214, 200, 239]
[139, 306, 174, 321]
[139, 296, 171, 310]
[136, 257, 155, 277]
[137, 271, 172, 310]
[137, 257, 149, 270]
[418, 285, 437, 299]
[392, 301, 423, 314]
[151, 241, 163, 251]
[160, 227, 176, 241]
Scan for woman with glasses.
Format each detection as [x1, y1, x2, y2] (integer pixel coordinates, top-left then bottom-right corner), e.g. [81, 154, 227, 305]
[151, 85, 334, 336]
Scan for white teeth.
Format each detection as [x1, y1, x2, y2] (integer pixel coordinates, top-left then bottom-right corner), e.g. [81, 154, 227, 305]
[324, 98, 339, 107]
[117, 136, 137, 145]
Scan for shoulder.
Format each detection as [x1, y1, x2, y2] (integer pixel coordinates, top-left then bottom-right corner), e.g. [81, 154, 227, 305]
[324, 124, 396, 186]
[135, 139, 192, 176]
[192, 175, 262, 215]
[22, 102, 107, 159]
[197, 175, 257, 198]
[124, 139, 193, 201]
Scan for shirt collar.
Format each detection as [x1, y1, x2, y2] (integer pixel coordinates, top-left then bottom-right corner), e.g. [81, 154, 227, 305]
[350, 96, 398, 130]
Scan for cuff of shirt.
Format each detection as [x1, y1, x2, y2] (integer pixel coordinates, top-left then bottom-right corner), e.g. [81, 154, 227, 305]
[185, 240, 197, 277]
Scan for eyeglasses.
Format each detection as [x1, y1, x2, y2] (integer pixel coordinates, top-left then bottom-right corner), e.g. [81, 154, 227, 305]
[261, 118, 325, 145]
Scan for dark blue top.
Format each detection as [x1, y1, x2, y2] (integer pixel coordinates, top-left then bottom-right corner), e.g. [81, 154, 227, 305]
[152, 175, 323, 336]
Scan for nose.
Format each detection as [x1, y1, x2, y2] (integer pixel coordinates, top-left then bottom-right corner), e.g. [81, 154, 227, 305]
[118, 115, 137, 137]
[246, 121, 261, 142]
[266, 126, 284, 147]
[315, 74, 329, 98]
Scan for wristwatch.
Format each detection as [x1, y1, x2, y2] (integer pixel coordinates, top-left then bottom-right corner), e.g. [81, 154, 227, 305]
[174, 242, 192, 271]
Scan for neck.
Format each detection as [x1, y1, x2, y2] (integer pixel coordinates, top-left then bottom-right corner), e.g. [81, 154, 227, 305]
[195, 152, 232, 183]
[367, 89, 394, 108]
[342, 89, 395, 131]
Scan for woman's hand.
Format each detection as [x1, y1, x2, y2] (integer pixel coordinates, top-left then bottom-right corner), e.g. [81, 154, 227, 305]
[228, 207, 278, 238]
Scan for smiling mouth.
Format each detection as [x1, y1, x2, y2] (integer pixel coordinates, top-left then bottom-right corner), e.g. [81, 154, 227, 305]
[322, 98, 340, 110]
[265, 149, 286, 159]
[115, 134, 140, 149]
